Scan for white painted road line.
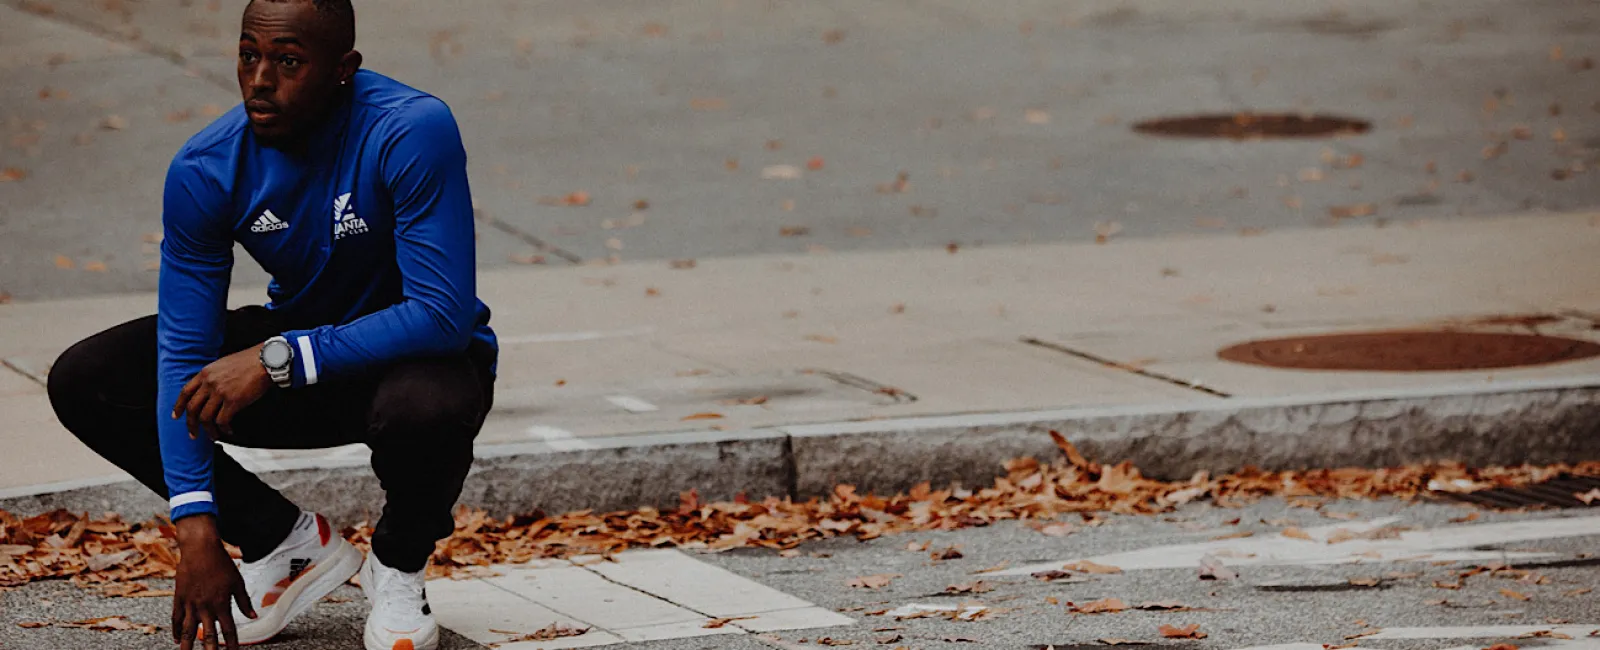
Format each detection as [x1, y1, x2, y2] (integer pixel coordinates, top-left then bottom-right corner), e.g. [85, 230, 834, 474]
[605, 394, 661, 413]
[995, 515, 1600, 576]
[524, 425, 597, 451]
[430, 549, 851, 647]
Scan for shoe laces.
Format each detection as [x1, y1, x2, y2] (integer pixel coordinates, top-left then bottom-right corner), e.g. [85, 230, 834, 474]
[368, 560, 428, 628]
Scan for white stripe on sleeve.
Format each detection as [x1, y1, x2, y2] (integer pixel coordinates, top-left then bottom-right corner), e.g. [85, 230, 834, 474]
[169, 491, 213, 509]
[296, 336, 318, 385]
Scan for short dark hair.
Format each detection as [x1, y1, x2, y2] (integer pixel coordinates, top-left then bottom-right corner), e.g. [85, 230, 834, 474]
[249, 0, 355, 53]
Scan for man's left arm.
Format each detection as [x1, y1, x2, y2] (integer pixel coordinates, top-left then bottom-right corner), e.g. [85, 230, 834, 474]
[281, 98, 477, 385]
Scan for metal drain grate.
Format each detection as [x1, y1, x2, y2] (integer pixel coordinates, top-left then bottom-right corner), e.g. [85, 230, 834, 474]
[1433, 474, 1600, 510]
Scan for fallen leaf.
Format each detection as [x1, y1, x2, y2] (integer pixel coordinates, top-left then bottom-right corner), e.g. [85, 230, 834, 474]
[1025, 109, 1051, 124]
[1094, 221, 1123, 244]
[1160, 624, 1206, 639]
[54, 254, 74, 270]
[1484, 645, 1519, 650]
[1099, 639, 1138, 645]
[1072, 598, 1129, 614]
[1212, 531, 1254, 541]
[1345, 630, 1381, 641]
[1281, 527, 1314, 541]
[943, 581, 993, 595]
[807, 157, 825, 171]
[1483, 141, 1509, 160]
[690, 97, 727, 111]
[1563, 588, 1592, 596]
[1349, 577, 1381, 587]
[100, 115, 128, 130]
[876, 172, 910, 194]
[822, 28, 845, 44]
[848, 574, 900, 589]
[1063, 560, 1121, 574]
[680, 412, 724, 421]
[1138, 601, 1199, 611]
[932, 546, 964, 561]
[57, 616, 158, 634]
[1328, 204, 1377, 220]
[84, 261, 107, 273]
[669, 259, 697, 269]
[1198, 553, 1237, 580]
[1500, 588, 1531, 601]
[17, 622, 48, 628]
[1516, 630, 1572, 640]
[0, 168, 25, 182]
[488, 623, 590, 645]
[804, 334, 839, 344]
[1034, 522, 1077, 537]
[875, 632, 903, 644]
[780, 226, 811, 237]
[703, 616, 756, 628]
[1575, 489, 1600, 505]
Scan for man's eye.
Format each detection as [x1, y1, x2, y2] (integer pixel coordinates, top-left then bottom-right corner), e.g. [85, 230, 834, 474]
[279, 56, 301, 69]
[239, 51, 258, 63]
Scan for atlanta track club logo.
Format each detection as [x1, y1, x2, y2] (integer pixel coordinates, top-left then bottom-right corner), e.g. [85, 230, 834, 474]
[332, 192, 369, 240]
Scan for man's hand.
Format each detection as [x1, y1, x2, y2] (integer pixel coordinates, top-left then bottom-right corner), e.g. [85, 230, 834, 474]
[173, 343, 274, 441]
[173, 516, 255, 650]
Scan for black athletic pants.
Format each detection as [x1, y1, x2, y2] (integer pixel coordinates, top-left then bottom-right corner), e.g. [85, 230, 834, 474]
[46, 306, 495, 572]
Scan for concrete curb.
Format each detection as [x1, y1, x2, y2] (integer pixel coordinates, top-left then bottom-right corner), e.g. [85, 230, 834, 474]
[4, 378, 1598, 523]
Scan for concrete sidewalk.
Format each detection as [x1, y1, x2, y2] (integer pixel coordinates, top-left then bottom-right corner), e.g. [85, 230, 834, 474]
[3, 212, 1599, 519]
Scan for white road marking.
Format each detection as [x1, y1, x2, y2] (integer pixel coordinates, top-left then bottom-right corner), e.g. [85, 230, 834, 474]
[428, 549, 851, 648]
[604, 394, 660, 413]
[993, 515, 1600, 576]
[497, 327, 655, 345]
[524, 425, 596, 450]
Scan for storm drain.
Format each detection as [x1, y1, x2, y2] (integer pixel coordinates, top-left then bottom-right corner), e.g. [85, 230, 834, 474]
[1433, 474, 1600, 510]
[1217, 330, 1600, 372]
[1132, 112, 1370, 139]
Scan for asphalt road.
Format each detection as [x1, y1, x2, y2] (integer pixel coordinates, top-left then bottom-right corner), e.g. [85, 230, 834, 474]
[3, 497, 1597, 649]
[1, 0, 1598, 300]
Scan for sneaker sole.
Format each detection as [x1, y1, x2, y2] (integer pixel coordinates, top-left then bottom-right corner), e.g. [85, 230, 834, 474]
[363, 623, 440, 650]
[236, 538, 364, 645]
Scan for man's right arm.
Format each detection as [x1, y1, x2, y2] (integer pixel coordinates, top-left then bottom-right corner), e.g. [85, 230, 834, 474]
[156, 154, 234, 522]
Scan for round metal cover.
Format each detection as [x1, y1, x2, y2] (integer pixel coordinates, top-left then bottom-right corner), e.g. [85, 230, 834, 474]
[1217, 330, 1600, 372]
[1132, 113, 1371, 139]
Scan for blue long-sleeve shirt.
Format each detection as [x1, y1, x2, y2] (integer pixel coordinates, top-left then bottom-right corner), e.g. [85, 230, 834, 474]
[157, 70, 496, 521]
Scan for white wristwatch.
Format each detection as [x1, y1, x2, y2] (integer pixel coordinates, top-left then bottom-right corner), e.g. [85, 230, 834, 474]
[259, 336, 294, 388]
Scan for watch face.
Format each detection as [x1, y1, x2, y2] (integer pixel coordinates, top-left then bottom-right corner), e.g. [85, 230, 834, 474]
[262, 341, 292, 367]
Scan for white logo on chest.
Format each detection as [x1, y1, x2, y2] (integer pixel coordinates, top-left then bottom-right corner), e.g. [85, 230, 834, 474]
[332, 192, 369, 240]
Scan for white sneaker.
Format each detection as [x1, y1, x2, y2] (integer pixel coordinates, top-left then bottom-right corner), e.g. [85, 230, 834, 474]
[359, 552, 439, 650]
[230, 512, 363, 645]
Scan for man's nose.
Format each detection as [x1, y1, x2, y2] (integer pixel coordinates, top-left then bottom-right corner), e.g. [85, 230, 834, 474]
[248, 64, 276, 95]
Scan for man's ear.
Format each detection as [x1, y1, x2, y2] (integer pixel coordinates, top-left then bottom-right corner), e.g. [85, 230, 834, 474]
[339, 50, 363, 83]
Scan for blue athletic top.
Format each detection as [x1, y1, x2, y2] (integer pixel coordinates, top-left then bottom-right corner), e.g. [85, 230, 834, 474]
[157, 70, 496, 521]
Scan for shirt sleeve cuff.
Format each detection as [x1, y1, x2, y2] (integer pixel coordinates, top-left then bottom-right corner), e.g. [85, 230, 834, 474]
[282, 331, 320, 387]
[169, 491, 216, 520]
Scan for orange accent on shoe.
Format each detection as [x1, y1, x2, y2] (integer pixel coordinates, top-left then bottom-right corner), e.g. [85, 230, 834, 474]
[317, 514, 332, 546]
[259, 564, 313, 607]
[392, 641, 414, 650]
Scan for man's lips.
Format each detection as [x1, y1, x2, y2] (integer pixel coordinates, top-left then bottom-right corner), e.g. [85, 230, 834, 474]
[245, 101, 279, 121]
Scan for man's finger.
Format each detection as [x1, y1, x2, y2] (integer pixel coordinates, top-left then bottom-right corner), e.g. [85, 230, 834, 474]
[184, 385, 210, 439]
[199, 611, 219, 650]
[216, 400, 239, 439]
[198, 393, 225, 442]
[171, 598, 185, 644]
[219, 608, 240, 650]
[232, 579, 257, 620]
[179, 606, 197, 650]
[174, 376, 201, 419]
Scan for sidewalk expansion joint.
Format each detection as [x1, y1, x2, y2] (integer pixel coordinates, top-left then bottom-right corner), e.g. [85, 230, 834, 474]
[474, 210, 584, 264]
[1, 358, 47, 388]
[3, 0, 236, 92]
[1018, 336, 1233, 398]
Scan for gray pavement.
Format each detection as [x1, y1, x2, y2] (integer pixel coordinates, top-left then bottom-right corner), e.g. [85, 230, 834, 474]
[4, 497, 1598, 649]
[2, 0, 1598, 300]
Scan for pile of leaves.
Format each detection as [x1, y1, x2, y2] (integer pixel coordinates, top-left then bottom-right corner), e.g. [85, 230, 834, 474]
[6, 433, 1599, 586]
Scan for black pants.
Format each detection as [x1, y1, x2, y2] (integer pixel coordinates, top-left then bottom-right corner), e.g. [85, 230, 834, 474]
[46, 306, 494, 572]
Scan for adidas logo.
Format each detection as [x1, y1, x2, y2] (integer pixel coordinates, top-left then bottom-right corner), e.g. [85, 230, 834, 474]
[250, 209, 290, 233]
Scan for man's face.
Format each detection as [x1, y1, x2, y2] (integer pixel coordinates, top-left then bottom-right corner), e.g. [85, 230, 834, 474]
[237, 1, 346, 144]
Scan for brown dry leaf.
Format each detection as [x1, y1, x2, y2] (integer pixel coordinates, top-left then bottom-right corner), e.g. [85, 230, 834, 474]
[779, 226, 810, 237]
[0, 167, 26, 182]
[54, 254, 74, 270]
[822, 28, 846, 44]
[1345, 630, 1381, 640]
[669, 259, 697, 269]
[1563, 588, 1592, 596]
[1160, 624, 1207, 639]
[489, 623, 590, 646]
[58, 616, 158, 634]
[1575, 489, 1600, 505]
[1137, 601, 1199, 612]
[84, 261, 108, 273]
[848, 574, 900, 589]
[703, 616, 757, 629]
[804, 334, 839, 344]
[1517, 630, 1572, 640]
[1500, 588, 1531, 601]
[1328, 204, 1377, 220]
[1281, 527, 1314, 541]
[1212, 531, 1254, 541]
[100, 115, 128, 131]
[689, 97, 727, 111]
[1072, 597, 1129, 614]
[1094, 221, 1123, 244]
[17, 621, 49, 628]
[931, 545, 964, 561]
[1349, 577, 1382, 587]
[1483, 141, 1509, 160]
[680, 412, 724, 421]
[1063, 560, 1121, 574]
[1025, 109, 1051, 124]
[943, 581, 993, 595]
[1484, 645, 1519, 650]
[1033, 522, 1077, 537]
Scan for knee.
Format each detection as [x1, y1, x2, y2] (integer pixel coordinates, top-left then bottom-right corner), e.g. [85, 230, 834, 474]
[46, 341, 106, 435]
[369, 372, 484, 446]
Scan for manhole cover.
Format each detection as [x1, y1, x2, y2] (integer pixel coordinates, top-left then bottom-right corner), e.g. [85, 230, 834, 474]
[1217, 331, 1600, 372]
[1132, 112, 1371, 139]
